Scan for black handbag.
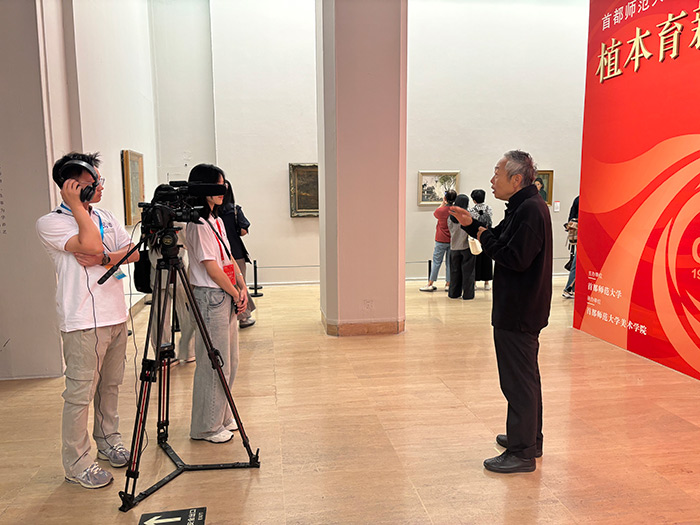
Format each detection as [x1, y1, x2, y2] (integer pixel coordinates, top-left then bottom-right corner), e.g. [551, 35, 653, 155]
[564, 253, 574, 272]
[133, 249, 152, 293]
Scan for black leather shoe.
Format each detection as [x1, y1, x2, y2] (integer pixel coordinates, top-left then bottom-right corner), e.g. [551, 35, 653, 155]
[496, 434, 542, 458]
[484, 450, 536, 473]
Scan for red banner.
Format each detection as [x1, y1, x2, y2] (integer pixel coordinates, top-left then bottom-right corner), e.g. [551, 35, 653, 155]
[577, 0, 700, 379]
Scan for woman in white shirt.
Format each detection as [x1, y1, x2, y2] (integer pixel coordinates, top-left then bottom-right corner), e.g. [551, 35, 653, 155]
[185, 164, 248, 443]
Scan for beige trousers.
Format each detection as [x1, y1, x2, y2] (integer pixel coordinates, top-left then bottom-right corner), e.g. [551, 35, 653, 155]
[61, 323, 127, 476]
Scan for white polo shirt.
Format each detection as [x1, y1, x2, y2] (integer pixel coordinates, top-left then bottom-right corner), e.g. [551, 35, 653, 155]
[36, 205, 132, 332]
[185, 217, 232, 289]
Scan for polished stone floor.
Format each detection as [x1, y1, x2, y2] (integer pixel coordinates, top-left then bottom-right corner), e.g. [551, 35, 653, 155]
[1, 277, 700, 524]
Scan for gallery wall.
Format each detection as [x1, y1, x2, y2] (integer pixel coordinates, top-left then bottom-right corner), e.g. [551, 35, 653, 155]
[71, 0, 158, 216]
[52, 0, 590, 288]
[154, 0, 589, 285]
[0, 0, 160, 379]
[0, 0, 64, 379]
[3, 0, 589, 378]
[209, 0, 320, 284]
[406, 0, 589, 279]
[149, 0, 217, 184]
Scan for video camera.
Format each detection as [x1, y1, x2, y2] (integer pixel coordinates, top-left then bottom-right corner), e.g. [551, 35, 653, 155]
[139, 181, 226, 230]
[139, 181, 226, 254]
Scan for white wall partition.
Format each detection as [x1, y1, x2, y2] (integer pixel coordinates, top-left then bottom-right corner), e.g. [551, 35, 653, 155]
[71, 0, 158, 211]
[406, 0, 589, 279]
[210, 0, 320, 285]
[0, 0, 63, 379]
[205, 0, 588, 284]
[149, 0, 217, 184]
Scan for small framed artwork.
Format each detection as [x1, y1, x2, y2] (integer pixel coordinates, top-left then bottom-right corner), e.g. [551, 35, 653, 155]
[418, 170, 459, 206]
[289, 163, 319, 217]
[535, 169, 554, 206]
[121, 150, 144, 226]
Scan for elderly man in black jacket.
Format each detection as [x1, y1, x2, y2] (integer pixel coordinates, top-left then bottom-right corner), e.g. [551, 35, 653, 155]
[451, 150, 552, 473]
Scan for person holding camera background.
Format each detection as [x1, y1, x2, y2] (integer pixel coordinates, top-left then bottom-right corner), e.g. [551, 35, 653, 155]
[420, 189, 457, 292]
[36, 152, 139, 489]
[185, 163, 248, 443]
[219, 180, 256, 329]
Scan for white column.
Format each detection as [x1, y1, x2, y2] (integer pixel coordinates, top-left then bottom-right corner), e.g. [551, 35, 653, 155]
[316, 0, 407, 335]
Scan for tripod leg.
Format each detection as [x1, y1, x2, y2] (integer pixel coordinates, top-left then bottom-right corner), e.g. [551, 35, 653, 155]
[175, 266, 260, 465]
[156, 265, 177, 444]
[119, 267, 167, 511]
[119, 250, 260, 512]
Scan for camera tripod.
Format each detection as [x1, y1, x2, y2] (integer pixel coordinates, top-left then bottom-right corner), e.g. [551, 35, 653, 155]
[104, 229, 260, 512]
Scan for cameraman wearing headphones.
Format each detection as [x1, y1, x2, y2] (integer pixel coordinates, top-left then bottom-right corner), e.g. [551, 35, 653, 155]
[36, 152, 139, 489]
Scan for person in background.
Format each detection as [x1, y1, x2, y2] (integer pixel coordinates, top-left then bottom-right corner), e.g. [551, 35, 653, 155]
[220, 180, 256, 328]
[36, 152, 138, 488]
[562, 196, 579, 299]
[450, 150, 552, 474]
[447, 194, 476, 300]
[469, 189, 494, 290]
[420, 189, 457, 292]
[185, 164, 247, 443]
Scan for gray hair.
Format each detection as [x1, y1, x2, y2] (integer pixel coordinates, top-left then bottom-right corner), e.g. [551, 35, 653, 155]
[504, 150, 537, 187]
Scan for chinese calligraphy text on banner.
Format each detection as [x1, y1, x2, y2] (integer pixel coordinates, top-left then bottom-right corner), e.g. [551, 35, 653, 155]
[577, 0, 700, 379]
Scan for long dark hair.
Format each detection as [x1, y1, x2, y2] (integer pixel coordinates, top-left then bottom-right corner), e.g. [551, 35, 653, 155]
[218, 179, 238, 217]
[222, 180, 235, 207]
[188, 163, 225, 219]
[449, 194, 470, 223]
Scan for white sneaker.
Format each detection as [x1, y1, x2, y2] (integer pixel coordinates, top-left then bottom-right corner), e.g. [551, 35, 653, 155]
[65, 462, 113, 489]
[419, 285, 437, 292]
[97, 443, 130, 468]
[484, 282, 491, 290]
[192, 428, 233, 443]
[225, 420, 238, 432]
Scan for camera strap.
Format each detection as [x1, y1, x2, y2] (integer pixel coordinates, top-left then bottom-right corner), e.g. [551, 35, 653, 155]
[205, 217, 233, 262]
[205, 218, 240, 290]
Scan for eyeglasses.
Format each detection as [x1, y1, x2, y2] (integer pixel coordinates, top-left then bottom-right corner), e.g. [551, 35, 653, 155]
[77, 177, 105, 187]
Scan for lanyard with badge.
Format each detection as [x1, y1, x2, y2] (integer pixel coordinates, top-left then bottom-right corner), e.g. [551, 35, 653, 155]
[60, 204, 126, 280]
[206, 218, 239, 288]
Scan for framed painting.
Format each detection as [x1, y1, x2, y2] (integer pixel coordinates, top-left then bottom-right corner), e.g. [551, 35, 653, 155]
[289, 163, 319, 217]
[121, 150, 144, 226]
[535, 169, 554, 206]
[418, 170, 459, 206]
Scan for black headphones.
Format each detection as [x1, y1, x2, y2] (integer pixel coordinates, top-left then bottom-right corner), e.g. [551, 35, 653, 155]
[58, 159, 99, 202]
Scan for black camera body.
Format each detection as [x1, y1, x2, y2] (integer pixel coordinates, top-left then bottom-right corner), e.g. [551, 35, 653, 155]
[139, 182, 203, 231]
[139, 180, 225, 256]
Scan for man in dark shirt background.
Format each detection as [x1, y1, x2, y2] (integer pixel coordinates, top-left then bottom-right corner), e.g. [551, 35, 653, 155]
[450, 150, 552, 473]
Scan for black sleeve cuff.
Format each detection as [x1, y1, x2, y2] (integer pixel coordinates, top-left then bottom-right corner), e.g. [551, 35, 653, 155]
[462, 220, 484, 237]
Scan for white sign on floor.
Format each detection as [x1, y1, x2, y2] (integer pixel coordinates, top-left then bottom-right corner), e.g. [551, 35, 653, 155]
[138, 507, 206, 525]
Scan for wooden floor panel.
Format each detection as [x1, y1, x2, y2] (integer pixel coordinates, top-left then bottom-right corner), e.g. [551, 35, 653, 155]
[1, 277, 700, 524]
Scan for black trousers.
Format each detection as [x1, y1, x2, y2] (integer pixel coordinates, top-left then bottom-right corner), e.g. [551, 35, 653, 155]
[448, 249, 476, 299]
[493, 327, 543, 459]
